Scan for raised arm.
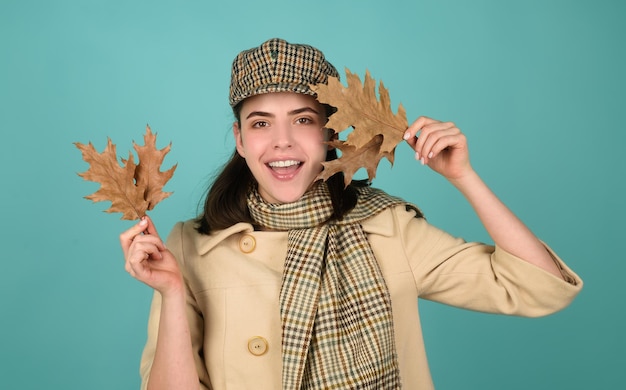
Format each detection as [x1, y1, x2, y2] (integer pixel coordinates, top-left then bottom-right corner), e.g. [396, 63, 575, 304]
[403, 116, 564, 279]
[120, 217, 201, 389]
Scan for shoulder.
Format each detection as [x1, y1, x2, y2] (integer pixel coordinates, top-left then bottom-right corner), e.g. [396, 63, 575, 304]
[361, 202, 424, 238]
[350, 185, 424, 222]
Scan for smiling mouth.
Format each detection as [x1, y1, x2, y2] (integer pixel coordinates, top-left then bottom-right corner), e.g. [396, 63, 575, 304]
[267, 160, 302, 169]
[266, 160, 302, 179]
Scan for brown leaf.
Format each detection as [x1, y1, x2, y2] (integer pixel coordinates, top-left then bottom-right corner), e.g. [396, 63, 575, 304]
[75, 125, 176, 220]
[312, 68, 407, 154]
[318, 135, 393, 188]
[311, 69, 407, 186]
[133, 127, 177, 211]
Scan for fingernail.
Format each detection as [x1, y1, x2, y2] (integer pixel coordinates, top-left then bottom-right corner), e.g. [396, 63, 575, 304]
[415, 151, 420, 160]
[420, 157, 425, 165]
[428, 152, 434, 158]
[139, 219, 147, 226]
[403, 131, 410, 140]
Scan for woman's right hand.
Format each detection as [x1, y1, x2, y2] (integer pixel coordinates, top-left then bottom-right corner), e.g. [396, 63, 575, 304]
[119, 216, 183, 296]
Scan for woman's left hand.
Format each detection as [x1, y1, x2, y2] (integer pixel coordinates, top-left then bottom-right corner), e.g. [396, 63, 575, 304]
[403, 116, 473, 180]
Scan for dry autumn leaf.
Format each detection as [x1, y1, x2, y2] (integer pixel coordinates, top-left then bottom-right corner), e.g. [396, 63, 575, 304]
[317, 135, 394, 188]
[75, 125, 176, 220]
[311, 69, 408, 186]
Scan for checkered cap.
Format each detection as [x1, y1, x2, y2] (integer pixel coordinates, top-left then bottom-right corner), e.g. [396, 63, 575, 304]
[229, 38, 339, 107]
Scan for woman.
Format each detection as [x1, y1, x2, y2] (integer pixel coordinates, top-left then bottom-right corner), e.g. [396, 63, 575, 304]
[120, 38, 582, 390]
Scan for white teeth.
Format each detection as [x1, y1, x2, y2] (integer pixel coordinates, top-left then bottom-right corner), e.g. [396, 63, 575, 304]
[268, 160, 301, 168]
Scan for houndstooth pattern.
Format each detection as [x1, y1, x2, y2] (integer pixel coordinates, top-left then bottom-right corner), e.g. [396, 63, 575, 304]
[230, 38, 339, 107]
[248, 183, 414, 389]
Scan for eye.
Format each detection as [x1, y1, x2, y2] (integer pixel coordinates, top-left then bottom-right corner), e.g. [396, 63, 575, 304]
[295, 117, 314, 125]
[252, 120, 269, 128]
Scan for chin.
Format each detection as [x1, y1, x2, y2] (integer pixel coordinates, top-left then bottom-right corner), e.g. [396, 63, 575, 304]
[260, 182, 311, 204]
[272, 190, 307, 204]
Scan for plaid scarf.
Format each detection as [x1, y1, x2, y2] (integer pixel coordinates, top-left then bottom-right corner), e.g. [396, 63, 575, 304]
[247, 183, 411, 389]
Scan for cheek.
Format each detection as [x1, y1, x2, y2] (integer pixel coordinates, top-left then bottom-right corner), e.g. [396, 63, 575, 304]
[319, 130, 332, 149]
[312, 136, 330, 160]
[238, 133, 267, 159]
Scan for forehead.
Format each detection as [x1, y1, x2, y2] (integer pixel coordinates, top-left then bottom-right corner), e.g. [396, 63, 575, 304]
[240, 92, 322, 115]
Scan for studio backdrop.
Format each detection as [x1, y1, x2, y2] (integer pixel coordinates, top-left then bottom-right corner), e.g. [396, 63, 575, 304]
[1, 0, 624, 389]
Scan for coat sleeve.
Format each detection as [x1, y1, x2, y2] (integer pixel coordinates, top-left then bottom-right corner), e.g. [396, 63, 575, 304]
[394, 206, 583, 317]
[138, 222, 212, 390]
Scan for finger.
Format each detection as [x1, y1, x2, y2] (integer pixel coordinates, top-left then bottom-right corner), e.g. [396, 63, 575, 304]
[131, 238, 165, 259]
[119, 217, 149, 256]
[403, 116, 438, 141]
[404, 118, 454, 161]
[419, 126, 461, 161]
[126, 242, 162, 279]
[424, 133, 463, 161]
[416, 122, 459, 155]
[124, 257, 135, 273]
[125, 248, 147, 280]
[127, 256, 149, 281]
[142, 216, 164, 241]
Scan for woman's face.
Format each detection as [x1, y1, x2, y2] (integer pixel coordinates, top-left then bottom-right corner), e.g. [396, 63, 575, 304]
[234, 92, 330, 204]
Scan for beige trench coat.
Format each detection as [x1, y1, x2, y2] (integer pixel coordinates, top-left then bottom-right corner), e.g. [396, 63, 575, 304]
[139, 205, 582, 389]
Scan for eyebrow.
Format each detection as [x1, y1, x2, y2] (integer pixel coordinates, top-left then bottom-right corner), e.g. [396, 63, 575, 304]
[245, 106, 320, 120]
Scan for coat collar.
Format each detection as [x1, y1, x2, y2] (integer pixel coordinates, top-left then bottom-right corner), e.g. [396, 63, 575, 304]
[195, 222, 255, 256]
[193, 207, 399, 256]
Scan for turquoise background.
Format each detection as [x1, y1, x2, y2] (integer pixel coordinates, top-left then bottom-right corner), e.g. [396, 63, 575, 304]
[1, 0, 624, 388]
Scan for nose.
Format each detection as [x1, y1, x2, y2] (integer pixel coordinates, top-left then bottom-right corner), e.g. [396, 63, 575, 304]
[272, 122, 293, 149]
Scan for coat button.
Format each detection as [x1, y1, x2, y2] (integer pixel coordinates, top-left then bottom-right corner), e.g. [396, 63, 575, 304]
[239, 235, 256, 253]
[247, 336, 268, 356]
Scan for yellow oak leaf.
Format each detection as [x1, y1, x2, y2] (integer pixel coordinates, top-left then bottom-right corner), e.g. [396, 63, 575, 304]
[75, 125, 176, 220]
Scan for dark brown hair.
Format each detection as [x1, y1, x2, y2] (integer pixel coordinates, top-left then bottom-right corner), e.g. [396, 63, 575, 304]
[195, 103, 365, 234]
